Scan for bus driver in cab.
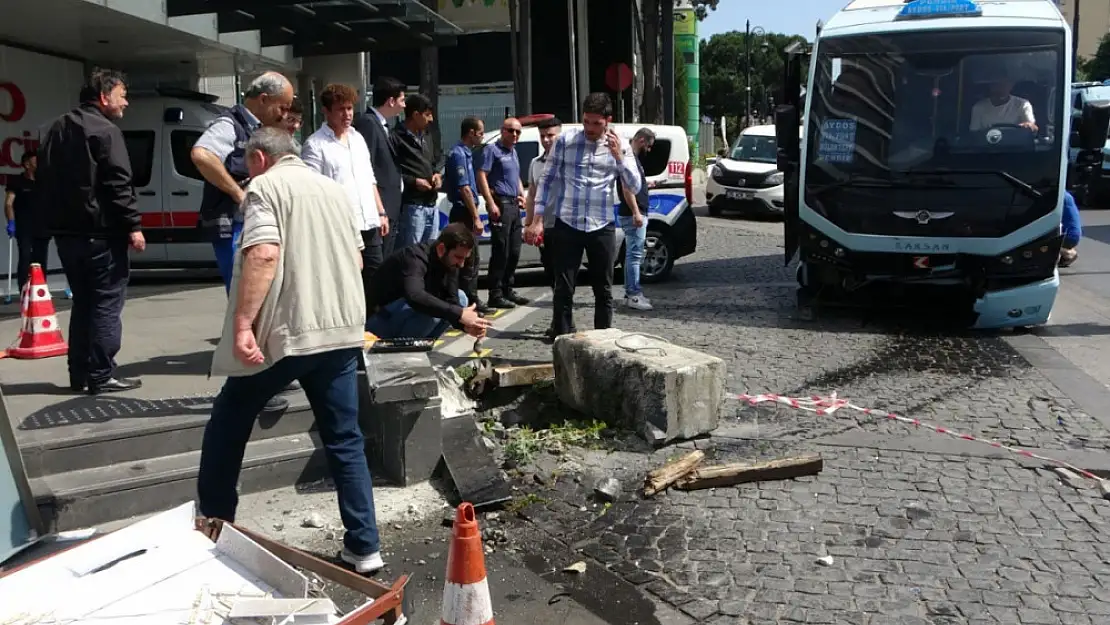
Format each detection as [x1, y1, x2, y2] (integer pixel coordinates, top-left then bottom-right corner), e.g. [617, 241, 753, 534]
[969, 76, 1038, 134]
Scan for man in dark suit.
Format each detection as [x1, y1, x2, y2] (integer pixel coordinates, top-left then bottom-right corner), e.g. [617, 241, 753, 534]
[354, 76, 406, 256]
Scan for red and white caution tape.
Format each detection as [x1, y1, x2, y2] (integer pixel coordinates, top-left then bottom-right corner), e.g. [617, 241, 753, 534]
[727, 391, 1104, 482]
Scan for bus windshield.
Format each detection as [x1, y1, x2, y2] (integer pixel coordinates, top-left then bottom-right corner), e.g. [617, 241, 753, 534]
[806, 29, 1065, 192]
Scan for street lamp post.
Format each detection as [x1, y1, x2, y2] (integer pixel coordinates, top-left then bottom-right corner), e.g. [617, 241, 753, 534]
[744, 20, 769, 128]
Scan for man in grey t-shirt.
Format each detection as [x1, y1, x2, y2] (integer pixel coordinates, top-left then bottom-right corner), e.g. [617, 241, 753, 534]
[523, 117, 563, 338]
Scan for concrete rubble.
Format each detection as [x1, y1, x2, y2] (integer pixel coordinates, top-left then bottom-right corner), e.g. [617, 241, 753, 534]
[553, 329, 727, 445]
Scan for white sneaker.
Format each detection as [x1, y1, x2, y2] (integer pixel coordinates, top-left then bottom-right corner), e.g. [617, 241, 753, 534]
[625, 295, 653, 311]
[341, 548, 385, 574]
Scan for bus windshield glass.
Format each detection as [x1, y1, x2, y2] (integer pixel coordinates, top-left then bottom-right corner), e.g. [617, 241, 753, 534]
[805, 28, 1065, 199]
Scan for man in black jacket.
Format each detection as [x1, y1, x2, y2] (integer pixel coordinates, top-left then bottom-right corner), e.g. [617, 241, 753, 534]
[365, 224, 490, 340]
[391, 93, 445, 248]
[354, 76, 406, 257]
[37, 68, 145, 394]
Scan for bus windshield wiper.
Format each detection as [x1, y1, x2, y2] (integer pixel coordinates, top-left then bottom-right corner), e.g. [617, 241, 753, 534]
[894, 168, 1044, 199]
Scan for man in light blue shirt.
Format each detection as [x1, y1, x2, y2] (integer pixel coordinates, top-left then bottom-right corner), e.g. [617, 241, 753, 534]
[525, 93, 642, 339]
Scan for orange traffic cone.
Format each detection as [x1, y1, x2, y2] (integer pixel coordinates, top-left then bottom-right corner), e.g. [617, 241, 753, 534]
[9, 264, 68, 359]
[441, 503, 494, 625]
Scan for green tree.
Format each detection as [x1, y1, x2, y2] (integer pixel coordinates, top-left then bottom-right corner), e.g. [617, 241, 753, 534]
[700, 30, 807, 135]
[693, 0, 720, 20]
[1080, 34, 1110, 81]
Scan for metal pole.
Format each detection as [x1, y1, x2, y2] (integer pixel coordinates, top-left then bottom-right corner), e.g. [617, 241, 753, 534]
[567, 0, 579, 119]
[521, 0, 532, 113]
[1072, 0, 1081, 81]
[744, 20, 751, 129]
[509, 0, 521, 115]
[661, 0, 675, 125]
[575, 0, 590, 105]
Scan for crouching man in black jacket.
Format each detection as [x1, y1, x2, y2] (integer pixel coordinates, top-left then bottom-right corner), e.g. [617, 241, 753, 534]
[37, 68, 145, 395]
[365, 224, 491, 340]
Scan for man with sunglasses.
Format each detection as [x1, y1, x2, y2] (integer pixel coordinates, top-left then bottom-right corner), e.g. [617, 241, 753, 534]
[478, 117, 529, 309]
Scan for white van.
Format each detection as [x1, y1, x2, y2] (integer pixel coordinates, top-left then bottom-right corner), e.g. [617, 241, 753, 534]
[437, 121, 698, 282]
[705, 124, 800, 219]
[114, 88, 226, 269]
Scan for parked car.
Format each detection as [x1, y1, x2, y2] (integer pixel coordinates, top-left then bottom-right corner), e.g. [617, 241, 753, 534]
[705, 124, 801, 219]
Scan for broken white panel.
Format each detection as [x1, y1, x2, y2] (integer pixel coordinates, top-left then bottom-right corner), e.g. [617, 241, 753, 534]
[0, 501, 337, 625]
[228, 598, 335, 624]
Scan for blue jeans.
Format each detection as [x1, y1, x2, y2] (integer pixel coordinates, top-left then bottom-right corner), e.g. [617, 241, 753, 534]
[197, 348, 381, 556]
[213, 220, 244, 295]
[397, 204, 439, 248]
[366, 290, 468, 339]
[619, 216, 647, 297]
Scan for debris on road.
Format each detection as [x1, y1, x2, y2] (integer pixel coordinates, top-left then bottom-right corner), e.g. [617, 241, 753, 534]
[643, 450, 705, 497]
[563, 561, 588, 574]
[674, 453, 824, 491]
[442, 413, 513, 510]
[594, 477, 622, 502]
[494, 363, 555, 388]
[1054, 467, 1090, 490]
[301, 512, 326, 528]
[1100, 480, 1110, 500]
[816, 555, 834, 566]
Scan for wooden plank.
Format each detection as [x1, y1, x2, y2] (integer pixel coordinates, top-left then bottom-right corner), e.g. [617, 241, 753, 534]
[674, 454, 824, 491]
[642, 450, 704, 497]
[494, 363, 555, 388]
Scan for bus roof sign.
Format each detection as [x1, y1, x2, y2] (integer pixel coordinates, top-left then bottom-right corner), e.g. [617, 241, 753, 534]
[896, 0, 983, 20]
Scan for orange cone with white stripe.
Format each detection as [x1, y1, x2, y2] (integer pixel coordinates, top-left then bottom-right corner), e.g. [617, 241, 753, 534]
[9, 264, 67, 359]
[441, 503, 494, 625]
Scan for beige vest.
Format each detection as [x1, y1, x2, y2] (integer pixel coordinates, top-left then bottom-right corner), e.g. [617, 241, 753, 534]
[211, 156, 366, 377]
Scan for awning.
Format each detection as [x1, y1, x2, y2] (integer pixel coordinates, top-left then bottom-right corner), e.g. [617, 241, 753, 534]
[167, 0, 463, 57]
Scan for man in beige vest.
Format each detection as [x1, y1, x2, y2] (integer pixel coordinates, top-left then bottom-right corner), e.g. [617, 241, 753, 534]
[197, 127, 385, 574]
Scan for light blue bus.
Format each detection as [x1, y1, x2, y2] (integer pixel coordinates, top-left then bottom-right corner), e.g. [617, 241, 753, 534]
[774, 0, 1110, 329]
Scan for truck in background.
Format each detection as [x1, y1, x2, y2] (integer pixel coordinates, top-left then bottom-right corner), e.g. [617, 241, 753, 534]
[775, 0, 1110, 330]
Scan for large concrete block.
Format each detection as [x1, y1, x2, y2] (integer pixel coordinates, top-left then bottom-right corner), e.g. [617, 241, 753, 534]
[553, 329, 726, 445]
[360, 351, 442, 486]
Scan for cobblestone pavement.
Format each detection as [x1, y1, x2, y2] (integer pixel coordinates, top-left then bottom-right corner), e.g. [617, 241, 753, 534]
[472, 213, 1110, 624]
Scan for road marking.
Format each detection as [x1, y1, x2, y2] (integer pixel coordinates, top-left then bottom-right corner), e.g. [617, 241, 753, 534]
[445, 330, 462, 338]
[437, 289, 550, 358]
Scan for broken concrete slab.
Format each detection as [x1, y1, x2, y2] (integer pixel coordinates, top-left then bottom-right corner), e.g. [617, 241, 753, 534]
[553, 329, 726, 445]
[361, 350, 442, 486]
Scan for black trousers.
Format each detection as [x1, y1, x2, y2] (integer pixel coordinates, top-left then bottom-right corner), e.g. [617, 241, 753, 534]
[55, 236, 130, 385]
[380, 206, 401, 258]
[360, 228, 384, 314]
[539, 226, 554, 289]
[550, 220, 617, 336]
[487, 196, 522, 299]
[449, 206, 481, 304]
[15, 228, 50, 293]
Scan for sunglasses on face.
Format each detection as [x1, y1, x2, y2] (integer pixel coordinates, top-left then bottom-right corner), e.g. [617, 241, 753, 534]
[502, 128, 521, 135]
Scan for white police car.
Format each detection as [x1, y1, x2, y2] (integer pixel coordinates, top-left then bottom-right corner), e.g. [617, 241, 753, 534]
[434, 121, 697, 283]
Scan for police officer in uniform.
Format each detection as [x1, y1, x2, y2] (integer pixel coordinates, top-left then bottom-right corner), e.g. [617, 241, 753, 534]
[190, 72, 294, 292]
[445, 116, 490, 313]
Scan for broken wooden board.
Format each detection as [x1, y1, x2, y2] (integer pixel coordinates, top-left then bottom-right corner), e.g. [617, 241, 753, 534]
[675, 453, 823, 491]
[441, 413, 513, 509]
[643, 450, 705, 497]
[494, 363, 555, 388]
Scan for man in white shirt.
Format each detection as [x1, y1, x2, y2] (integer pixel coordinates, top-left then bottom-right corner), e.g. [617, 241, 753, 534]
[970, 78, 1038, 134]
[301, 83, 389, 310]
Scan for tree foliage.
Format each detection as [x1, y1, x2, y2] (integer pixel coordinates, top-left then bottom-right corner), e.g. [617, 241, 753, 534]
[700, 30, 807, 133]
[1080, 34, 1110, 82]
[692, 0, 720, 21]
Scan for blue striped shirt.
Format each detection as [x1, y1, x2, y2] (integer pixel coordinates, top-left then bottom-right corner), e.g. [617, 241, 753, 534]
[533, 128, 643, 232]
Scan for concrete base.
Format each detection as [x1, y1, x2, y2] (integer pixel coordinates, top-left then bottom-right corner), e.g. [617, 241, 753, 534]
[361, 350, 442, 486]
[553, 329, 726, 445]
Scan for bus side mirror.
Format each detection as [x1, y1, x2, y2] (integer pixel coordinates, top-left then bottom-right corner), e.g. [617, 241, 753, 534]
[775, 104, 799, 172]
[1077, 101, 1110, 151]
